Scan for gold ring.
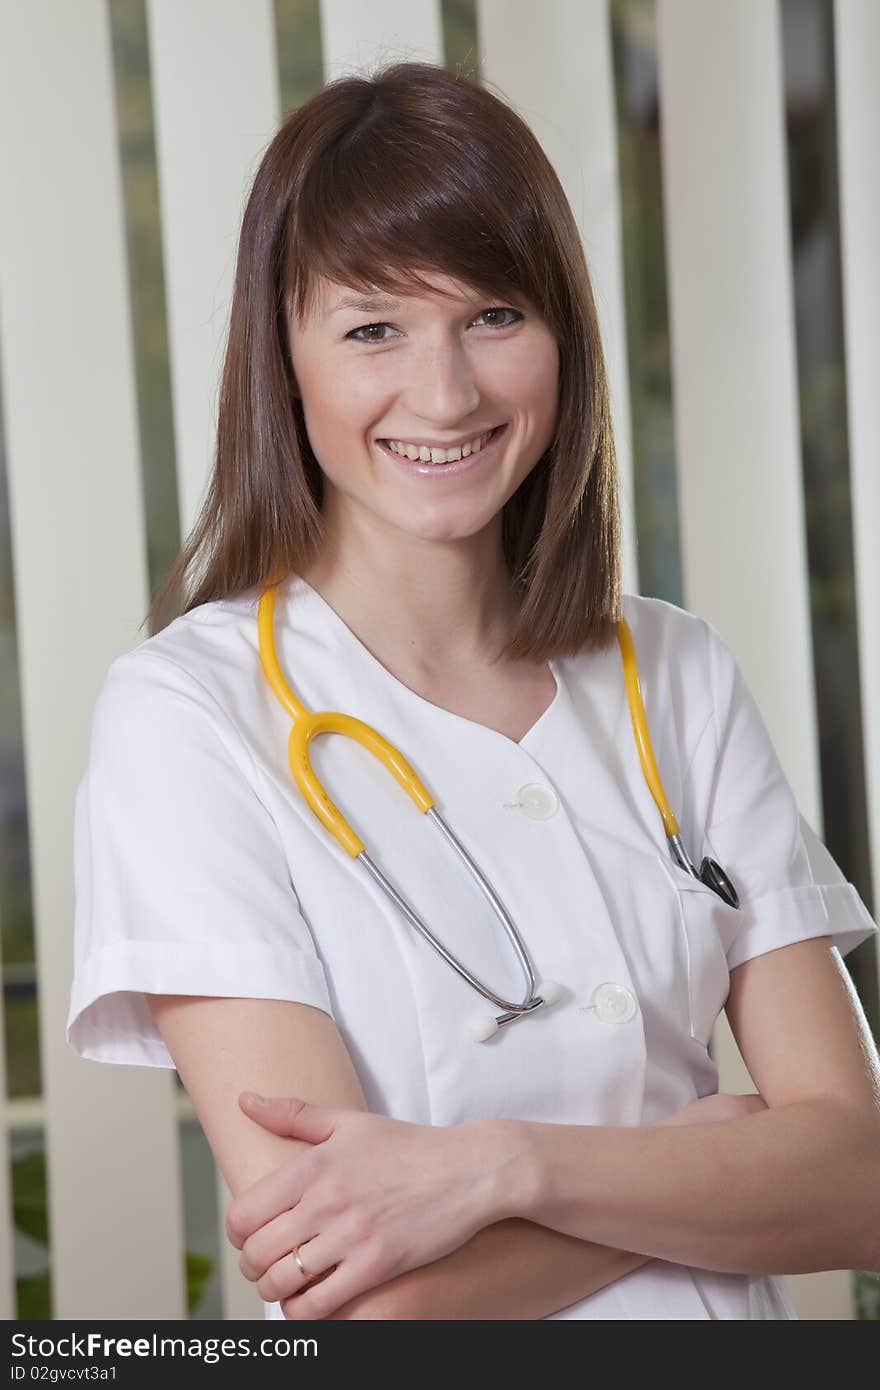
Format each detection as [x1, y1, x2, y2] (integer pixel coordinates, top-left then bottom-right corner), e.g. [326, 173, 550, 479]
[293, 1246, 311, 1280]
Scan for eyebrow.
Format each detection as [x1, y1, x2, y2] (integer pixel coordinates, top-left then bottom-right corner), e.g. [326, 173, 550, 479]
[328, 295, 403, 317]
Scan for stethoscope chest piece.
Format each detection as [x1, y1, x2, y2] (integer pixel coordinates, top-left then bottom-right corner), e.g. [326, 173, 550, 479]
[698, 857, 740, 909]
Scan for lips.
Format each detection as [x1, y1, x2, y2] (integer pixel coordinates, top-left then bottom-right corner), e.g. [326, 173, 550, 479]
[375, 423, 509, 477]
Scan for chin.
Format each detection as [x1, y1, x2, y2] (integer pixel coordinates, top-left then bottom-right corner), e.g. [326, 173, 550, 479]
[392, 513, 490, 543]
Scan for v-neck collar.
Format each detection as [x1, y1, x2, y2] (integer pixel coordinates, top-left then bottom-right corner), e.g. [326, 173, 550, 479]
[285, 572, 565, 752]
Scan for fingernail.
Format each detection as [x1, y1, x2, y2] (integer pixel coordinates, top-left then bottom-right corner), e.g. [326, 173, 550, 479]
[243, 1091, 268, 1105]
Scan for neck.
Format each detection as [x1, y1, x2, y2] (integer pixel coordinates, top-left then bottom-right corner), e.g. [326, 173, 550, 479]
[298, 515, 518, 674]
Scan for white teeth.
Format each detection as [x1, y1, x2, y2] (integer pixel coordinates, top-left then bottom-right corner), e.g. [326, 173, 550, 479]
[385, 428, 496, 464]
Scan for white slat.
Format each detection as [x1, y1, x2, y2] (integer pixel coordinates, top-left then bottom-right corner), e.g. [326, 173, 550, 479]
[0, 0, 185, 1318]
[657, 0, 849, 1318]
[144, 0, 282, 1319]
[319, 0, 442, 79]
[657, 0, 819, 810]
[835, 0, 880, 1007]
[479, 0, 639, 593]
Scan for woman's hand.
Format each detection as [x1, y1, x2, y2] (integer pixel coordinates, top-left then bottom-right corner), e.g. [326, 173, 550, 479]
[225, 1092, 515, 1320]
[226, 1089, 767, 1320]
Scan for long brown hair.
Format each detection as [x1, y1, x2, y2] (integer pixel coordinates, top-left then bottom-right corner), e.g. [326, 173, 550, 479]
[145, 60, 622, 661]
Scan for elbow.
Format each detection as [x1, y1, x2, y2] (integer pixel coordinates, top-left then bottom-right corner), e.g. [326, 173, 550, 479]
[858, 1198, 880, 1276]
[842, 1101, 880, 1274]
[861, 1140, 880, 1274]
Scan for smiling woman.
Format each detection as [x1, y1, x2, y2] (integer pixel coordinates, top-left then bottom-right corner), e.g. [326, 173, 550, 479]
[66, 58, 879, 1323]
[142, 59, 619, 663]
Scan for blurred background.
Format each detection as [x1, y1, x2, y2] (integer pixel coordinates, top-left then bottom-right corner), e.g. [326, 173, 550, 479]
[0, 0, 877, 1319]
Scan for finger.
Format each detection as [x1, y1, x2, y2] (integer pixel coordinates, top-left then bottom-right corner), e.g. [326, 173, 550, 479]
[239, 1208, 304, 1282]
[238, 1094, 337, 1145]
[255, 1233, 331, 1305]
[226, 1163, 309, 1249]
[282, 1251, 393, 1322]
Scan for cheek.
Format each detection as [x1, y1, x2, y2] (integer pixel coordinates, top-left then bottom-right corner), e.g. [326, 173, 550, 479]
[310, 371, 387, 443]
[300, 383, 367, 457]
[535, 337, 560, 412]
[506, 335, 559, 420]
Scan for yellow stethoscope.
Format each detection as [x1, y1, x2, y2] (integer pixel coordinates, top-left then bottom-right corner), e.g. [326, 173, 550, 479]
[257, 583, 740, 1041]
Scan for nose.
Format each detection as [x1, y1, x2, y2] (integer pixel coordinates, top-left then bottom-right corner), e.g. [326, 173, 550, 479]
[403, 336, 482, 426]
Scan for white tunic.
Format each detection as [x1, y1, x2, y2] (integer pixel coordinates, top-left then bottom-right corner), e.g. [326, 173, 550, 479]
[66, 574, 878, 1320]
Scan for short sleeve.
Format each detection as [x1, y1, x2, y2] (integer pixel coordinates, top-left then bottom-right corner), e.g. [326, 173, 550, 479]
[692, 621, 878, 973]
[67, 649, 334, 1069]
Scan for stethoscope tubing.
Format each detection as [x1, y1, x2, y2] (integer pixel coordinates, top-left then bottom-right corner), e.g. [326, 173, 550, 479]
[360, 809, 545, 1018]
[256, 581, 738, 1040]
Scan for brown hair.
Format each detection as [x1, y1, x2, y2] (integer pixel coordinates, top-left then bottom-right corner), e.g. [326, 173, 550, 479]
[145, 60, 622, 661]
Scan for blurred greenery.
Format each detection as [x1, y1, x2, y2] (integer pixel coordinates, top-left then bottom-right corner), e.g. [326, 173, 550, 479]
[1, 886, 33, 969]
[275, 0, 323, 115]
[612, 0, 682, 606]
[441, 0, 479, 78]
[108, 0, 180, 629]
[16, 1271, 51, 1322]
[12, 1148, 50, 1317]
[11, 1144, 214, 1317]
[856, 1271, 880, 1320]
[12, 1149, 49, 1245]
[186, 1251, 216, 1315]
[4, 997, 41, 1099]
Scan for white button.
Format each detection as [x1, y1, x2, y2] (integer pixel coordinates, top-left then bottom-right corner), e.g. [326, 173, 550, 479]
[590, 982, 637, 1024]
[517, 783, 559, 820]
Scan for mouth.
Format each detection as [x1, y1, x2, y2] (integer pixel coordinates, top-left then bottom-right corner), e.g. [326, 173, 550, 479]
[375, 424, 508, 478]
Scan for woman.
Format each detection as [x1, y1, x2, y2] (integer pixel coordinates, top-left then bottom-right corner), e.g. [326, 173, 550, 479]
[67, 61, 879, 1320]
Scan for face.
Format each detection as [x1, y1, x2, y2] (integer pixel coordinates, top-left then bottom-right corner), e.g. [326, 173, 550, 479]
[287, 270, 559, 547]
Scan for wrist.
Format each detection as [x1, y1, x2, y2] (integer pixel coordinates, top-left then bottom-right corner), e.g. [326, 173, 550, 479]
[469, 1118, 545, 1224]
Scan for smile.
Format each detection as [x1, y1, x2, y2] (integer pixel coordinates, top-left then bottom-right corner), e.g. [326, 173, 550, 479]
[375, 424, 508, 477]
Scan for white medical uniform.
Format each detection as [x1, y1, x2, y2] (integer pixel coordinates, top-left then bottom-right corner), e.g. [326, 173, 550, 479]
[67, 573, 878, 1320]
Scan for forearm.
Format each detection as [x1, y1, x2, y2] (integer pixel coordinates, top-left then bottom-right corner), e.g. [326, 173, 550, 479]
[334, 1219, 651, 1320]
[505, 1097, 880, 1275]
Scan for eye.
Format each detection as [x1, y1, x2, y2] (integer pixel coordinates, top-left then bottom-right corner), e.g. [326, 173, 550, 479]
[473, 307, 523, 331]
[344, 306, 524, 346]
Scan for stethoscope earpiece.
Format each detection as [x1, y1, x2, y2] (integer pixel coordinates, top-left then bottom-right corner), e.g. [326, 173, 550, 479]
[468, 977, 564, 1043]
[469, 1014, 500, 1043]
